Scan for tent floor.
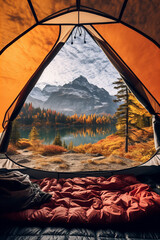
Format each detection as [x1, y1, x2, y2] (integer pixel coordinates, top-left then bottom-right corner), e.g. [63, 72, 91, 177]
[1, 221, 160, 240]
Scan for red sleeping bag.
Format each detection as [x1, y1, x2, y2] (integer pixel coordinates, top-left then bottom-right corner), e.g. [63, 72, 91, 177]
[3, 175, 160, 226]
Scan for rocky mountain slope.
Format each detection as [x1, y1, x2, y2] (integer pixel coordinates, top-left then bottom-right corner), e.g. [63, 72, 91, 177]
[26, 76, 117, 115]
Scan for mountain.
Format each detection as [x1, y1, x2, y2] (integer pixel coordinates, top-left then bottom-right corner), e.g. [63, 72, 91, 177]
[26, 95, 43, 109]
[42, 84, 61, 97]
[29, 85, 61, 102]
[29, 87, 47, 101]
[26, 76, 117, 115]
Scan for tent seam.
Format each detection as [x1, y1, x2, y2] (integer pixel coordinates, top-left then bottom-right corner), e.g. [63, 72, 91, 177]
[0, 23, 38, 55]
[118, 0, 129, 21]
[27, 0, 39, 23]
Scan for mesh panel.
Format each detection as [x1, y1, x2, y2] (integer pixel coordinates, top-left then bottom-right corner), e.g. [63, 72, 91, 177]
[0, 0, 36, 51]
[122, 0, 160, 45]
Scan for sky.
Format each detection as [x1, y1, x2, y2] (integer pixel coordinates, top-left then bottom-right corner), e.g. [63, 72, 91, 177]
[36, 28, 121, 95]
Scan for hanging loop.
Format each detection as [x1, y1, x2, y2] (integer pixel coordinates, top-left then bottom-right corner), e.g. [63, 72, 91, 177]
[71, 26, 86, 45]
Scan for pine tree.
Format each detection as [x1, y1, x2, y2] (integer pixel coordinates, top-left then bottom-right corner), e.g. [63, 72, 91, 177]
[53, 132, 62, 146]
[29, 126, 39, 141]
[113, 78, 134, 152]
[62, 140, 67, 149]
[129, 94, 152, 128]
[113, 78, 150, 152]
[114, 79, 129, 152]
[10, 120, 20, 145]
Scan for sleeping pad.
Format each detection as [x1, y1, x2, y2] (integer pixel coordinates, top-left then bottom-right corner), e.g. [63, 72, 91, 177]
[1, 174, 160, 226]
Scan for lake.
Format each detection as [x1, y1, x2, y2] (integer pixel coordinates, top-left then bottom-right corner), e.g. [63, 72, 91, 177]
[19, 125, 116, 146]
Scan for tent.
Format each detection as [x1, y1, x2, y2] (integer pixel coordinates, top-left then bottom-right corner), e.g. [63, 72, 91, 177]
[0, 0, 160, 169]
[0, 1, 160, 238]
[0, 0, 160, 167]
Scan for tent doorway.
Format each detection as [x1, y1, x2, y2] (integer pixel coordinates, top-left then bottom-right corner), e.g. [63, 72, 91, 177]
[6, 29, 154, 172]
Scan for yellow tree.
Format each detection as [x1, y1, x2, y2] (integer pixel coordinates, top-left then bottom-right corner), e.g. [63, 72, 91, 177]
[129, 94, 151, 128]
[83, 114, 86, 124]
[79, 115, 83, 123]
[86, 115, 92, 124]
[29, 126, 39, 141]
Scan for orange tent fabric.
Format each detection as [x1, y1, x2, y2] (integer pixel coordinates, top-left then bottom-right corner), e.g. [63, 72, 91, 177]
[0, 25, 60, 132]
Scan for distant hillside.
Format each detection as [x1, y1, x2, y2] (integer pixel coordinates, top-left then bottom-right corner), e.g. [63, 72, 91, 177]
[26, 76, 118, 115]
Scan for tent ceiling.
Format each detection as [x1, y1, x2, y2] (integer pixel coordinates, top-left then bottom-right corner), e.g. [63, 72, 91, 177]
[1, 0, 159, 54]
[121, 0, 160, 46]
[0, 0, 35, 51]
[31, 0, 76, 21]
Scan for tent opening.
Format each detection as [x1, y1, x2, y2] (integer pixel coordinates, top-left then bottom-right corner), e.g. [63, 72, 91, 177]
[5, 29, 155, 172]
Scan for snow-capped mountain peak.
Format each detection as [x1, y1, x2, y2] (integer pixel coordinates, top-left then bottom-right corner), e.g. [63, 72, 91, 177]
[26, 75, 118, 115]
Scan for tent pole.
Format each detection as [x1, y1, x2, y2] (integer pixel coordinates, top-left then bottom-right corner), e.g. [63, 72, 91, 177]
[152, 115, 160, 150]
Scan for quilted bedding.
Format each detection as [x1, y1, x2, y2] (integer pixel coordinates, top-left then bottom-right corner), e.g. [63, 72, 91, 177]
[2, 175, 160, 226]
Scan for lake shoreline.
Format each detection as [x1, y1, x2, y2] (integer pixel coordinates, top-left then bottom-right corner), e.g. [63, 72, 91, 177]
[19, 124, 116, 146]
[7, 126, 154, 171]
[9, 149, 139, 172]
[18, 122, 115, 128]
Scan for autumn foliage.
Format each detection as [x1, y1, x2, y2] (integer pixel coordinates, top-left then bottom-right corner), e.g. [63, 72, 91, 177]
[37, 145, 67, 156]
[17, 138, 32, 149]
[7, 144, 18, 155]
[18, 103, 116, 126]
[73, 127, 155, 163]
